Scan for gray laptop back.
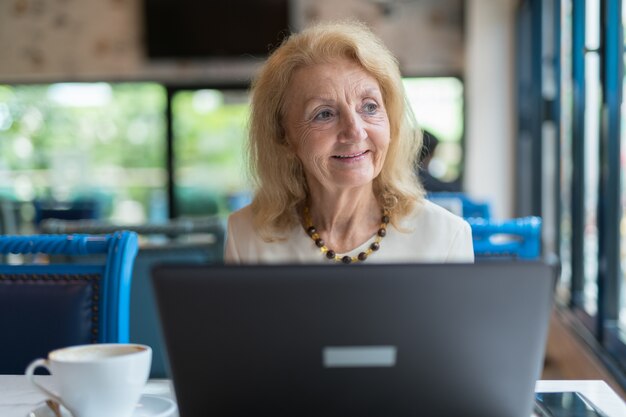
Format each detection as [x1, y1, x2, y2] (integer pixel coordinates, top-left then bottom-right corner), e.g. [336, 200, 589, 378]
[152, 262, 554, 417]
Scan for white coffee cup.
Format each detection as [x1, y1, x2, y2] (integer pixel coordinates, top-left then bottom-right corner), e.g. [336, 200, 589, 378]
[25, 343, 152, 417]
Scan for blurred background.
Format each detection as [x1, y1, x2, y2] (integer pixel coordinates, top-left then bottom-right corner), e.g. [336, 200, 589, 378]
[1, 0, 626, 393]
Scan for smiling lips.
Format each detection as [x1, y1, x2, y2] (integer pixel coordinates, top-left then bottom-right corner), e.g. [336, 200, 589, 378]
[332, 150, 369, 160]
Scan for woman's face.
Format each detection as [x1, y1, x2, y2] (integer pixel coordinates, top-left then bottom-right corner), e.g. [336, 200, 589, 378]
[282, 58, 390, 194]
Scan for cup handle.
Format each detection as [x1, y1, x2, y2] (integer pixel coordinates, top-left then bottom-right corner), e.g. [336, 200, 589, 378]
[25, 358, 62, 404]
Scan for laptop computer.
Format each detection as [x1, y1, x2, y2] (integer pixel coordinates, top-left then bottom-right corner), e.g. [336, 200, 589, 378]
[151, 262, 555, 417]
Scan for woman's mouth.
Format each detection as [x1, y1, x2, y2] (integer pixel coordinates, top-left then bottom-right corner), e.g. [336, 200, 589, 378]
[332, 150, 369, 160]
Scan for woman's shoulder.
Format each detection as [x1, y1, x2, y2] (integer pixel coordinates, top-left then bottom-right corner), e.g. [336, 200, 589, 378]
[226, 204, 256, 237]
[225, 204, 260, 263]
[389, 199, 474, 262]
[403, 199, 469, 230]
[225, 204, 319, 264]
[228, 204, 254, 223]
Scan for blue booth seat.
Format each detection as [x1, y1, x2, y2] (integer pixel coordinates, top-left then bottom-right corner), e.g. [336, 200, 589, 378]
[468, 216, 542, 260]
[0, 232, 138, 374]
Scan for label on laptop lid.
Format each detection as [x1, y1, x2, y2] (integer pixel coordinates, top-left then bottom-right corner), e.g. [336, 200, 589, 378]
[323, 346, 397, 368]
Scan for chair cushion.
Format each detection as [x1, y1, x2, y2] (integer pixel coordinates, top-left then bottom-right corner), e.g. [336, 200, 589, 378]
[0, 274, 100, 374]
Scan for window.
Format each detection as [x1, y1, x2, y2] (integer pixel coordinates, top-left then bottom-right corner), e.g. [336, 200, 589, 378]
[554, 0, 626, 374]
[618, 0, 626, 341]
[171, 88, 251, 217]
[558, 0, 574, 302]
[0, 83, 166, 229]
[403, 77, 465, 186]
[0, 77, 466, 233]
[583, 0, 602, 316]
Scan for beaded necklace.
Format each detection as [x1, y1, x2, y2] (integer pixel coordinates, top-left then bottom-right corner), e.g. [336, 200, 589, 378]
[303, 206, 390, 264]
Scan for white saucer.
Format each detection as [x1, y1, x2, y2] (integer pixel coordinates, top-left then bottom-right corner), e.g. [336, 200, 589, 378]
[27, 395, 177, 417]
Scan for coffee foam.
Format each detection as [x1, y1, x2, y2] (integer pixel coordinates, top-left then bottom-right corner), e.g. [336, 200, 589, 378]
[52, 344, 147, 362]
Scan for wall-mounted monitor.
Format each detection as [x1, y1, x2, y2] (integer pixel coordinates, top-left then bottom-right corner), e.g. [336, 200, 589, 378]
[143, 0, 290, 59]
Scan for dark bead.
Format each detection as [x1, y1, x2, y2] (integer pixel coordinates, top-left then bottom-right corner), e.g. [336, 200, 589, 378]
[370, 242, 380, 251]
[382, 215, 390, 224]
[377, 228, 387, 237]
[307, 226, 317, 236]
[358, 252, 368, 261]
[341, 256, 352, 264]
[326, 250, 336, 259]
[315, 238, 325, 248]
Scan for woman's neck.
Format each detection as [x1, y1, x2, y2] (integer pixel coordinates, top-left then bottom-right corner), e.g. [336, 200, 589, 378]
[306, 186, 382, 253]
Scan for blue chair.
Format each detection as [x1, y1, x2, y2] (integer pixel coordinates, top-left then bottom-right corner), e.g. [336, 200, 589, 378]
[427, 192, 491, 219]
[468, 216, 542, 260]
[0, 232, 138, 374]
[39, 218, 225, 377]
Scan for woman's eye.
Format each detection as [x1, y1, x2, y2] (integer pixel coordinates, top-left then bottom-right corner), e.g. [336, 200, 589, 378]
[314, 110, 333, 120]
[363, 102, 378, 114]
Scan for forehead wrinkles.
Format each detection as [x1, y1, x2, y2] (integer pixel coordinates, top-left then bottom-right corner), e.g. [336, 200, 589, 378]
[343, 74, 380, 103]
[312, 72, 381, 104]
[296, 62, 379, 96]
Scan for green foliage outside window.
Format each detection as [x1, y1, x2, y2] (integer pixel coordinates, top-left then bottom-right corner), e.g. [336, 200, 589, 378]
[172, 89, 251, 216]
[0, 83, 166, 223]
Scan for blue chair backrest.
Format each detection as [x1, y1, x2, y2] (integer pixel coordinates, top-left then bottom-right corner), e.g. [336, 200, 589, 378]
[0, 232, 138, 374]
[468, 216, 542, 260]
[427, 192, 491, 219]
[39, 218, 225, 378]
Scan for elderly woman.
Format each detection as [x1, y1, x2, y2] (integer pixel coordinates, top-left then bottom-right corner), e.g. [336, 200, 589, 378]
[225, 21, 473, 264]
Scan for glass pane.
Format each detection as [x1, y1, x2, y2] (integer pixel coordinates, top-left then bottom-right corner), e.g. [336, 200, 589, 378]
[403, 77, 464, 185]
[619, 2, 626, 339]
[172, 89, 250, 216]
[0, 83, 167, 232]
[583, 51, 601, 316]
[558, 0, 573, 303]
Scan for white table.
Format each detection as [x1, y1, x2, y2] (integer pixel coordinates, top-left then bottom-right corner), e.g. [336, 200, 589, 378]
[0, 376, 175, 417]
[0, 375, 624, 417]
[535, 380, 625, 416]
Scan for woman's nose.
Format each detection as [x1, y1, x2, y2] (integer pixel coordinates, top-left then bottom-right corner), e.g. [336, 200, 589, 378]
[338, 111, 367, 143]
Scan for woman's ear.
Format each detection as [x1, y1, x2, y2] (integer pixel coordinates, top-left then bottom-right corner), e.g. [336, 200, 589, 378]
[283, 139, 298, 159]
[279, 114, 299, 155]
[278, 121, 289, 146]
[280, 126, 296, 152]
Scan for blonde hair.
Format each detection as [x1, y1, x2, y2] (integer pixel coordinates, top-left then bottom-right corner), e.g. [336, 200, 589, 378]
[248, 20, 424, 240]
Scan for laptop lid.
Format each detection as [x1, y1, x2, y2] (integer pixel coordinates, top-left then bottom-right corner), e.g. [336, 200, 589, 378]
[152, 262, 554, 417]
